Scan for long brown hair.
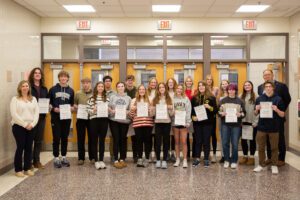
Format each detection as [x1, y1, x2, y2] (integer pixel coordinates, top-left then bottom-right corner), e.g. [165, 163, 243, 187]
[166, 78, 178, 92]
[194, 81, 212, 103]
[135, 85, 150, 105]
[153, 82, 172, 105]
[92, 82, 107, 102]
[174, 84, 186, 98]
[17, 80, 33, 101]
[205, 74, 214, 88]
[241, 81, 256, 104]
[147, 77, 158, 94]
[218, 80, 230, 99]
[28, 67, 45, 87]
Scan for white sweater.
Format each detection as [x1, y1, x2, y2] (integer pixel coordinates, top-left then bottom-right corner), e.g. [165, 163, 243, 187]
[10, 96, 39, 128]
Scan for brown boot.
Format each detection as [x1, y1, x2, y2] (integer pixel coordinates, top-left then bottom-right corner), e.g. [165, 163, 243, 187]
[239, 156, 248, 165]
[119, 160, 127, 168]
[277, 160, 285, 167]
[263, 159, 272, 166]
[33, 162, 45, 169]
[246, 157, 255, 165]
[113, 161, 123, 169]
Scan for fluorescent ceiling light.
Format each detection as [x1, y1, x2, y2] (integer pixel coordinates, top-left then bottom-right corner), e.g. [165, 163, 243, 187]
[236, 5, 269, 13]
[152, 5, 181, 12]
[211, 36, 228, 38]
[154, 36, 173, 38]
[63, 5, 95, 13]
[98, 36, 118, 38]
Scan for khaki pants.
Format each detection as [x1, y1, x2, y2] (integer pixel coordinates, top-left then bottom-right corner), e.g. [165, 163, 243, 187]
[256, 131, 279, 166]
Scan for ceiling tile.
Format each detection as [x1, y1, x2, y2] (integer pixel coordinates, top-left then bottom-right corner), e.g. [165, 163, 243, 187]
[95, 5, 123, 12]
[88, 0, 120, 6]
[182, 0, 215, 6]
[56, 0, 89, 5]
[205, 13, 233, 17]
[209, 5, 239, 12]
[120, 0, 151, 6]
[98, 13, 126, 17]
[125, 13, 152, 17]
[179, 12, 206, 17]
[151, 0, 182, 4]
[122, 6, 151, 12]
[181, 5, 211, 12]
[213, 0, 247, 6]
[231, 13, 259, 17]
[23, 0, 60, 6]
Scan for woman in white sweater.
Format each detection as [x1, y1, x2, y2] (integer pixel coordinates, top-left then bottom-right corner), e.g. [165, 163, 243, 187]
[10, 80, 39, 177]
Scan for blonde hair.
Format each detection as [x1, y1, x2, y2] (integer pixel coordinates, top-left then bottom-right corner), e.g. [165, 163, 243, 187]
[175, 84, 186, 97]
[135, 85, 150, 105]
[17, 80, 33, 101]
[153, 82, 173, 105]
[147, 77, 158, 94]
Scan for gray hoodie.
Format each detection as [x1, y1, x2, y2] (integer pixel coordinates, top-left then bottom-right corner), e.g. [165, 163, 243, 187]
[172, 95, 192, 126]
[109, 94, 131, 124]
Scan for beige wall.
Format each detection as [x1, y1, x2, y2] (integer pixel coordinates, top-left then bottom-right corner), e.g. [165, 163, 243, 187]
[0, 0, 40, 171]
[289, 11, 300, 151]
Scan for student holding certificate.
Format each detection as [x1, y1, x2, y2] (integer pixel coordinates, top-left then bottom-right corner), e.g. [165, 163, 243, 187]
[10, 80, 39, 177]
[172, 84, 191, 168]
[48, 70, 74, 168]
[74, 78, 93, 165]
[191, 81, 217, 168]
[129, 85, 154, 167]
[166, 78, 177, 163]
[205, 74, 220, 163]
[28, 67, 48, 169]
[254, 81, 285, 174]
[153, 82, 174, 169]
[218, 83, 245, 169]
[239, 81, 258, 166]
[109, 82, 131, 169]
[87, 82, 110, 170]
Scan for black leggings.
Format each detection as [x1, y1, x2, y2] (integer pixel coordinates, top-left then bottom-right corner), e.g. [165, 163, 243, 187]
[241, 127, 257, 156]
[110, 121, 129, 161]
[155, 123, 171, 161]
[211, 116, 217, 154]
[134, 126, 153, 159]
[89, 118, 109, 161]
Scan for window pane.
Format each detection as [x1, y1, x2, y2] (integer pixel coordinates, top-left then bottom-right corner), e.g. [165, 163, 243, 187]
[250, 36, 286, 59]
[211, 48, 245, 59]
[167, 48, 189, 59]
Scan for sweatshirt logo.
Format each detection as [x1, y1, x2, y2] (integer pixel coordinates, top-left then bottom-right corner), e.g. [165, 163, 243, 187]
[55, 92, 70, 100]
[174, 102, 186, 110]
[115, 98, 127, 105]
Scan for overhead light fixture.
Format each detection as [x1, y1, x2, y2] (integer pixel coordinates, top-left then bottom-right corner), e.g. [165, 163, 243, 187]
[98, 36, 118, 39]
[211, 36, 228, 38]
[236, 5, 269, 13]
[152, 5, 181, 12]
[63, 5, 96, 13]
[154, 35, 173, 38]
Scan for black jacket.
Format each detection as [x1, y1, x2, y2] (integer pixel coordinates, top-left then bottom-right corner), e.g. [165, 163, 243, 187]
[191, 95, 217, 125]
[31, 85, 48, 118]
[258, 80, 291, 111]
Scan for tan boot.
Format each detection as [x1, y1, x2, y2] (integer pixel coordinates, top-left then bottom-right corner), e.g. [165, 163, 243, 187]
[246, 157, 255, 165]
[239, 156, 248, 165]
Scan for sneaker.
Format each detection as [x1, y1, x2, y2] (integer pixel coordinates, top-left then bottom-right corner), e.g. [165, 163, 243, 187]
[78, 160, 84, 165]
[15, 172, 25, 178]
[253, 165, 264, 172]
[239, 156, 248, 165]
[277, 160, 285, 167]
[182, 159, 188, 168]
[204, 160, 210, 168]
[173, 158, 180, 167]
[192, 159, 200, 167]
[61, 158, 70, 167]
[33, 162, 45, 169]
[143, 159, 149, 168]
[224, 161, 230, 169]
[100, 161, 106, 169]
[24, 170, 34, 176]
[170, 153, 176, 163]
[156, 160, 161, 168]
[95, 161, 101, 170]
[161, 161, 168, 169]
[246, 157, 255, 165]
[211, 154, 217, 163]
[231, 163, 237, 169]
[271, 166, 279, 174]
[54, 158, 62, 168]
[219, 157, 225, 163]
[137, 159, 144, 167]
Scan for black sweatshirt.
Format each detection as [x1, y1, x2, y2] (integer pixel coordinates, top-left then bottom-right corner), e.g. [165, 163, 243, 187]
[191, 95, 217, 125]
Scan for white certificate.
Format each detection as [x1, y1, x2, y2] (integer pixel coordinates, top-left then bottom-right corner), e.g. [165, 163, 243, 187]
[174, 110, 186, 126]
[242, 125, 253, 140]
[115, 105, 127, 120]
[97, 102, 108, 118]
[76, 104, 88, 120]
[260, 102, 273, 118]
[137, 102, 148, 117]
[38, 98, 50, 114]
[59, 104, 71, 120]
[225, 108, 237, 123]
[156, 104, 168, 120]
[194, 105, 208, 121]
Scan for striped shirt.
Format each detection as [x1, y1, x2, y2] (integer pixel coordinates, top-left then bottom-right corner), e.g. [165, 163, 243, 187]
[130, 98, 154, 128]
[87, 95, 109, 120]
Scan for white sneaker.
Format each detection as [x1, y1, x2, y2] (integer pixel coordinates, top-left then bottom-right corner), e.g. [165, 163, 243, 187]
[253, 165, 264, 172]
[95, 161, 101, 170]
[231, 163, 237, 169]
[173, 158, 180, 167]
[161, 161, 168, 169]
[211, 154, 217, 163]
[271, 166, 279, 174]
[224, 161, 230, 169]
[99, 161, 106, 169]
[183, 159, 188, 168]
[156, 160, 161, 168]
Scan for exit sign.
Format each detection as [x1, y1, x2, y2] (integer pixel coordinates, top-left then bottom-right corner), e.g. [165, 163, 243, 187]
[158, 20, 172, 30]
[76, 20, 91, 30]
[243, 20, 257, 30]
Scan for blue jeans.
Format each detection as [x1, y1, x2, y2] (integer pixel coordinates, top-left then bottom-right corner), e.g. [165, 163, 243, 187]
[221, 125, 241, 163]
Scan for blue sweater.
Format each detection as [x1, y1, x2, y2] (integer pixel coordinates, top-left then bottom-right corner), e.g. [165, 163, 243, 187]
[48, 83, 74, 114]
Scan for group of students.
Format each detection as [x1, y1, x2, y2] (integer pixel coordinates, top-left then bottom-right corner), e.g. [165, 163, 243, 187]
[10, 67, 290, 177]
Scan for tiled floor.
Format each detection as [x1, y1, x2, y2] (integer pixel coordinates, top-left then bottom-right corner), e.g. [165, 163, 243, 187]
[0, 151, 299, 200]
